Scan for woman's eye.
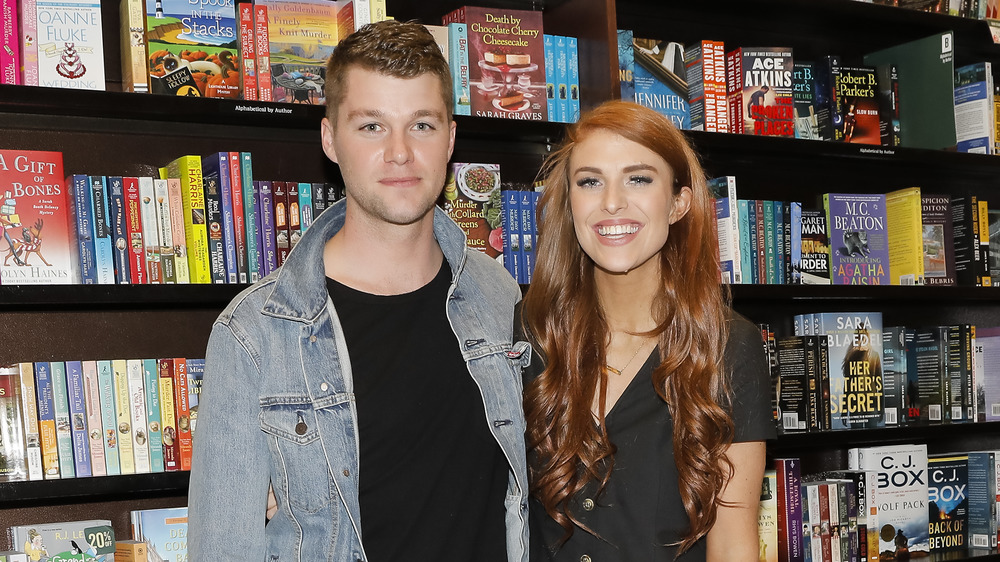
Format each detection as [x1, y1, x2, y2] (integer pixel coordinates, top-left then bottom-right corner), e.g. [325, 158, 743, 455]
[576, 177, 601, 188]
[627, 175, 653, 186]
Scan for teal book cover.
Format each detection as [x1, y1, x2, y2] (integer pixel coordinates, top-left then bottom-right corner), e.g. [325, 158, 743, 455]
[132, 506, 188, 562]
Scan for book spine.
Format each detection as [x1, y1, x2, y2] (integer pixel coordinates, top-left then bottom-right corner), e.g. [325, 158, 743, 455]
[258, 180, 277, 276]
[166, 178, 191, 283]
[199, 158, 227, 284]
[68, 174, 98, 284]
[253, 4, 273, 102]
[977, 198, 992, 286]
[237, 2, 258, 101]
[775, 201, 786, 285]
[16, 363, 43, 480]
[153, 179, 177, 284]
[119, 0, 148, 93]
[968, 451, 996, 548]
[543, 34, 556, 122]
[81, 361, 106, 477]
[112, 359, 135, 474]
[520, 191, 536, 284]
[555, 34, 569, 124]
[272, 181, 290, 266]
[288, 181, 301, 252]
[89, 176, 116, 284]
[241, 152, 260, 283]
[64, 360, 92, 478]
[33, 362, 60, 478]
[0, 366, 26, 481]
[96, 360, 120, 476]
[18, 0, 37, 86]
[567, 36, 580, 122]
[776, 458, 804, 562]
[172, 358, 192, 471]
[711, 40, 729, 133]
[209, 153, 237, 284]
[298, 181, 313, 232]
[158, 358, 179, 471]
[165, 156, 211, 283]
[228, 152, 248, 283]
[142, 358, 164, 473]
[49, 362, 75, 478]
[0, 0, 20, 85]
[501, 190, 522, 282]
[126, 359, 150, 474]
[122, 177, 146, 284]
[106, 177, 131, 284]
[138, 177, 162, 283]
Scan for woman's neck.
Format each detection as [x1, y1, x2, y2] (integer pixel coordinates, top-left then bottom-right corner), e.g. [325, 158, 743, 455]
[594, 265, 660, 333]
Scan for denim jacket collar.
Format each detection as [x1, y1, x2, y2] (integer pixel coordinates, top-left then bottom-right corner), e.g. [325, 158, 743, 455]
[262, 199, 470, 322]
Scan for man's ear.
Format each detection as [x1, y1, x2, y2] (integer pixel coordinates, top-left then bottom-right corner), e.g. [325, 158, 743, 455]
[321, 117, 338, 164]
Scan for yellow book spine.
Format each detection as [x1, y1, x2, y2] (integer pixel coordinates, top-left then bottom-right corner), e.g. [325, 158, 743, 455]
[165, 156, 211, 283]
[885, 187, 924, 286]
[371, 0, 387, 22]
[119, 0, 149, 93]
[158, 362, 179, 471]
[977, 198, 992, 286]
[113, 359, 136, 474]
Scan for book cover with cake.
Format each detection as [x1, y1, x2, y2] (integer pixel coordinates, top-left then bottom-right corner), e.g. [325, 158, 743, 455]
[36, 0, 106, 90]
[145, 0, 242, 98]
[440, 162, 503, 261]
[0, 149, 75, 285]
[442, 7, 546, 121]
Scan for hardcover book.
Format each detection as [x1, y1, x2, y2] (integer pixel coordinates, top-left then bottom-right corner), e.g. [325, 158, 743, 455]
[10, 520, 116, 561]
[131, 506, 188, 562]
[624, 35, 689, 129]
[814, 311, 885, 430]
[921, 194, 956, 286]
[885, 186, 924, 285]
[824, 193, 890, 285]
[440, 162, 503, 260]
[798, 208, 830, 285]
[120, 0, 149, 93]
[727, 47, 795, 137]
[954, 62, 995, 154]
[928, 453, 968, 551]
[0, 150, 74, 284]
[35, 0, 106, 90]
[237, 2, 257, 100]
[792, 61, 820, 140]
[252, 4, 272, 102]
[145, 0, 241, 98]
[832, 65, 881, 144]
[442, 6, 547, 121]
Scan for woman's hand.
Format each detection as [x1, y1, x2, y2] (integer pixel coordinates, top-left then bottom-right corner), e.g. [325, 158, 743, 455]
[266, 484, 278, 520]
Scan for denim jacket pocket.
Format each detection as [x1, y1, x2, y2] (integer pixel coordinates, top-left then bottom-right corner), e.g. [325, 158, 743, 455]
[260, 400, 335, 514]
[506, 340, 532, 369]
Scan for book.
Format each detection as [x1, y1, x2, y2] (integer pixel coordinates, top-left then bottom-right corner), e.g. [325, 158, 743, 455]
[775, 336, 815, 433]
[153, 179, 176, 284]
[618, 29, 635, 103]
[793, 61, 820, 140]
[951, 193, 990, 287]
[131, 506, 188, 562]
[67, 173, 97, 284]
[89, 176, 115, 284]
[928, 453, 969, 551]
[161, 155, 211, 283]
[14, 363, 42, 480]
[441, 162, 503, 260]
[96, 360, 120, 475]
[120, 0, 149, 93]
[18, 0, 38, 86]
[685, 40, 727, 133]
[115, 540, 147, 562]
[0, 0, 19, 85]
[813, 55, 841, 141]
[138, 176, 161, 284]
[989, 207, 1000, 286]
[775, 458, 804, 562]
[442, 6, 547, 121]
[0, 150, 75, 284]
[882, 326, 908, 427]
[921, 194, 956, 286]
[49, 361, 74, 478]
[287, 181, 301, 251]
[875, 63, 902, 147]
[760, 469, 779, 562]
[252, 4, 272, 102]
[913, 326, 947, 424]
[824, 193, 890, 285]
[237, 2, 257, 100]
[166, 177, 190, 283]
[80, 360, 106, 477]
[864, 32, 957, 150]
[186, 358, 204, 438]
[240, 152, 259, 282]
[707, 176, 742, 284]
[10, 520, 116, 561]
[112, 359, 135, 474]
[228, 152, 247, 283]
[35, 0, 106, 90]
[727, 47, 795, 137]
[885, 187, 924, 285]
[448, 22, 471, 116]
[815, 311, 885, 430]
[945, 324, 972, 423]
[126, 359, 151, 474]
[803, 481, 826, 562]
[567, 36, 581, 122]
[954, 62, 995, 154]
[142, 359, 163, 473]
[256, 180, 277, 276]
[157, 358, 179, 471]
[146, 0, 241, 98]
[272, 180, 289, 266]
[64, 360, 92, 477]
[832, 65, 881, 144]
[106, 177, 131, 284]
[966, 450, 997, 549]
[0, 365, 27, 481]
[625, 35, 689, 129]
[33, 362, 59, 478]
[848, 443, 930, 559]
[978, 326, 1000, 422]
[122, 177, 147, 284]
[521, 190, 537, 283]
[172, 358, 192, 471]
[797, 208, 830, 285]
[199, 155, 228, 284]
[500, 189, 522, 282]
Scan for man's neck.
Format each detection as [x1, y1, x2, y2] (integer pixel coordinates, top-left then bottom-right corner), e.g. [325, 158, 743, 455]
[323, 210, 444, 296]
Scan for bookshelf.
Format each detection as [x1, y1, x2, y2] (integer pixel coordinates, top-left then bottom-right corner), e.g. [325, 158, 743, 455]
[2, 0, 1000, 559]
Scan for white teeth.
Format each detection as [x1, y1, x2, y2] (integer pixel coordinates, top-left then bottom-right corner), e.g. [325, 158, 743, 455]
[597, 224, 640, 236]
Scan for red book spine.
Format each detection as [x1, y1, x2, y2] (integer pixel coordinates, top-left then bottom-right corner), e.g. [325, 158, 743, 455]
[228, 152, 248, 283]
[818, 483, 832, 562]
[238, 2, 258, 101]
[123, 177, 147, 284]
[0, 0, 20, 85]
[158, 358, 180, 471]
[172, 358, 192, 471]
[727, 49, 743, 134]
[253, 4, 273, 102]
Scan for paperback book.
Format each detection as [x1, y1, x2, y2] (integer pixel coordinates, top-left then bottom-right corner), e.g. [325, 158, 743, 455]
[626, 35, 689, 129]
[131, 506, 188, 562]
[36, 0, 106, 90]
[832, 65, 881, 144]
[824, 193, 890, 285]
[815, 311, 885, 430]
[797, 208, 830, 284]
[928, 454, 968, 551]
[10, 520, 116, 561]
[727, 46, 795, 137]
[440, 162, 503, 260]
[922, 193, 957, 286]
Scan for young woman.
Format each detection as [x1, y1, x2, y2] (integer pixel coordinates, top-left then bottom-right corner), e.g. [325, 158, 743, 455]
[520, 100, 775, 561]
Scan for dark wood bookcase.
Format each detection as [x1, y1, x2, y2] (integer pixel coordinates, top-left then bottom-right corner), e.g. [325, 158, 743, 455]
[1, 0, 1000, 559]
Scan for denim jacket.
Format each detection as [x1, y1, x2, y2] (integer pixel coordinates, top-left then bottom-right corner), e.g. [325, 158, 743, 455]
[188, 200, 530, 562]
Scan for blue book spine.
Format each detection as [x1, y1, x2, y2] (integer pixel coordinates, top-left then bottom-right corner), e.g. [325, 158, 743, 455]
[555, 34, 569, 124]
[33, 361, 60, 479]
[773, 200, 785, 285]
[200, 156, 228, 284]
[106, 176, 131, 284]
[501, 190, 521, 282]
[521, 191, 538, 284]
[738, 199, 752, 284]
[96, 359, 120, 476]
[69, 174, 97, 284]
[64, 360, 92, 478]
[241, 152, 260, 283]
[256, 183, 269, 277]
[298, 181, 313, 232]
[187, 358, 205, 442]
[206, 152, 238, 284]
[258, 180, 277, 277]
[447, 22, 470, 116]
[967, 451, 997, 548]
[747, 200, 759, 284]
[790, 201, 803, 284]
[90, 176, 116, 284]
[617, 29, 635, 102]
[544, 35, 556, 122]
[142, 359, 164, 473]
[49, 361, 75, 478]
[567, 36, 580, 123]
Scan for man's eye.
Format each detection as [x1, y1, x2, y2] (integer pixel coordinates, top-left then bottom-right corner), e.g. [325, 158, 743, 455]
[414, 122, 435, 131]
[361, 123, 381, 132]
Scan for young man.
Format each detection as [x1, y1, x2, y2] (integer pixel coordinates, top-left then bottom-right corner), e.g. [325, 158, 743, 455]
[188, 21, 529, 562]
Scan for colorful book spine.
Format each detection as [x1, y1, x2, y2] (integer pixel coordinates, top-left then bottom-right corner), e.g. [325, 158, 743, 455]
[138, 176, 162, 284]
[142, 359, 164, 473]
[928, 454, 969, 552]
[501, 190, 522, 282]
[298, 182, 313, 232]
[200, 157, 228, 284]
[760, 469, 779, 562]
[967, 450, 997, 549]
[237, 1, 258, 101]
[885, 186, 925, 285]
[119, 0, 148, 93]
[228, 152, 248, 283]
[288, 181, 301, 252]
[64, 360, 92, 477]
[543, 34, 556, 122]
[18, 0, 38, 85]
[257, 180, 277, 276]
[173, 358, 193, 471]
[123, 177, 147, 284]
[68, 174, 98, 284]
[153, 179, 177, 284]
[96, 359, 120, 476]
[775, 458, 804, 562]
[567, 36, 581, 123]
[253, 4, 273, 102]
[824, 192, 890, 285]
[520, 191, 536, 285]
[106, 176, 132, 284]
[112, 359, 135, 474]
[272, 181, 290, 266]
[850, 443, 930, 558]
[167, 177, 191, 283]
[80, 360, 106, 477]
[187, 358, 204, 440]
[126, 359, 150, 474]
[0, 0, 20, 85]
[163, 156, 211, 283]
[33, 362, 59, 479]
[447, 22, 470, 116]
[554, 34, 569, 124]
[13, 363, 41, 481]
[241, 152, 260, 282]
[158, 358, 179, 472]
[207, 152, 237, 283]
[89, 176, 115, 284]
[48, 361, 74, 478]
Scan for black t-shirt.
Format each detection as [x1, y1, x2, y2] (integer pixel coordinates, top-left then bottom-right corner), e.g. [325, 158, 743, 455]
[327, 260, 508, 562]
[523, 312, 776, 561]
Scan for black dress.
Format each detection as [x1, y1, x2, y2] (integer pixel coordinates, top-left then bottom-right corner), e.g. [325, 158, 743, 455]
[524, 313, 776, 561]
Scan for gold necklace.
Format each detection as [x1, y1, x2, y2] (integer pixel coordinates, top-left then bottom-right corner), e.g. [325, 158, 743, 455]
[605, 337, 653, 376]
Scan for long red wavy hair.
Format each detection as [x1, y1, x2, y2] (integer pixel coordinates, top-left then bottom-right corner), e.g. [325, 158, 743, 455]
[522, 100, 734, 555]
